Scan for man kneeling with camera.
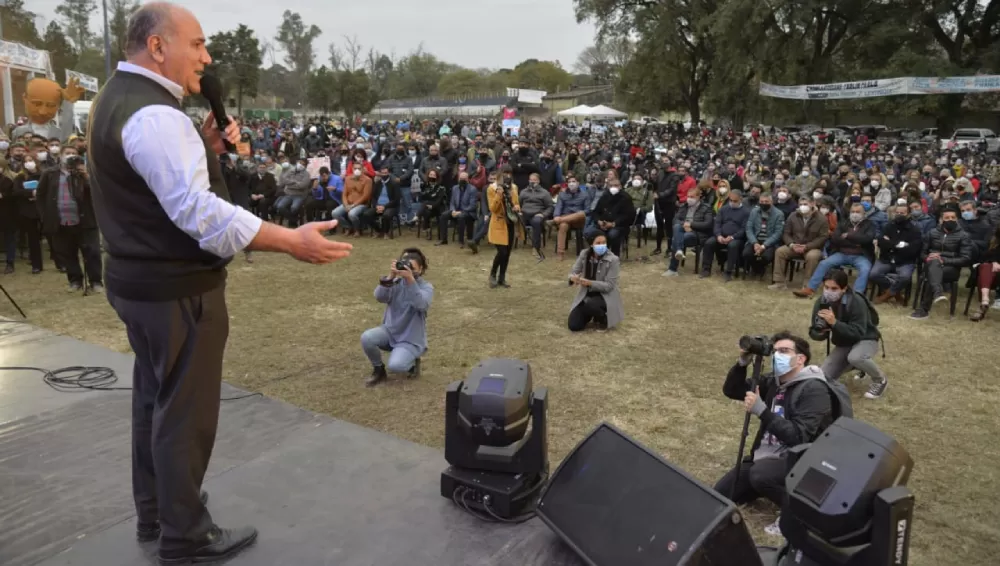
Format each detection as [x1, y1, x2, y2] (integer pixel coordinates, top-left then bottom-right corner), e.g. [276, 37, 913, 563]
[361, 248, 433, 387]
[714, 332, 835, 536]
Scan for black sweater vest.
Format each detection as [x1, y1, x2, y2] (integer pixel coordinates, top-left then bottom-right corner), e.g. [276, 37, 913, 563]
[87, 70, 233, 301]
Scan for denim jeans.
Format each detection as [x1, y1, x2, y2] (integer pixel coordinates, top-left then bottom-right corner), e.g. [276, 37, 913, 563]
[331, 204, 369, 231]
[807, 252, 872, 292]
[274, 195, 306, 219]
[869, 260, 915, 295]
[361, 326, 419, 373]
[668, 225, 699, 271]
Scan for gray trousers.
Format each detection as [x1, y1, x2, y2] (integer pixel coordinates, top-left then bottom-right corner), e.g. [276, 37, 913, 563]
[108, 285, 228, 549]
[820, 340, 886, 382]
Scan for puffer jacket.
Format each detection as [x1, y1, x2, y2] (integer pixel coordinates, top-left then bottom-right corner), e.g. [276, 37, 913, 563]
[625, 181, 654, 213]
[672, 201, 715, 240]
[921, 227, 973, 267]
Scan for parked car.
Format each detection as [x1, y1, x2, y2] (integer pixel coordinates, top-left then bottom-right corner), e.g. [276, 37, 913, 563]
[940, 128, 1000, 152]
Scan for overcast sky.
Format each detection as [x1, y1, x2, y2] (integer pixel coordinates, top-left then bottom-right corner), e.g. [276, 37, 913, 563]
[29, 0, 597, 71]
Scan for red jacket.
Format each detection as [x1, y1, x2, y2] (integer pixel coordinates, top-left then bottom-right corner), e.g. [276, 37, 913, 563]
[676, 175, 697, 203]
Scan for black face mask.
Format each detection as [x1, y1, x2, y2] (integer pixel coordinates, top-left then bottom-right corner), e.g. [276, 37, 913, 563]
[893, 215, 909, 225]
[759, 203, 772, 211]
[943, 220, 958, 232]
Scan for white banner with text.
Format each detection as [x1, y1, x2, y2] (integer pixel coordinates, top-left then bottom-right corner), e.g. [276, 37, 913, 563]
[759, 76, 1000, 100]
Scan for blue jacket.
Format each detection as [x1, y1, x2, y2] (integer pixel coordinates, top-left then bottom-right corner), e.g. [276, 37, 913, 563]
[312, 174, 344, 203]
[555, 188, 587, 217]
[714, 203, 751, 238]
[745, 205, 785, 247]
[449, 183, 478, 214]
[584, 186, 605, 218]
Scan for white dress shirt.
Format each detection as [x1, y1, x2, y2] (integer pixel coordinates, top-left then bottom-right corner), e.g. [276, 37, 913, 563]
[118, 61, 262, 258]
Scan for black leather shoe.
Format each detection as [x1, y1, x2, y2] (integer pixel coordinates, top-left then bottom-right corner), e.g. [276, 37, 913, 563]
[137, 491, 209, 542]
[158, 525, 258, 564]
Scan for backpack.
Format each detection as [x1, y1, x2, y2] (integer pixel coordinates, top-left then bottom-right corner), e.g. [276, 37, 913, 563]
[788, 377, 855, 421]
[851, 288, 880, 328]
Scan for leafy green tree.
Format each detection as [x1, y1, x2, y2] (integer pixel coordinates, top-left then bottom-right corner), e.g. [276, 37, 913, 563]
[43, 22, 77, 81]
[54, 0, 97, 52]
[207, 25, 262, 115]
[108, 0, 139, 64]
[275, 11, 321, 105]
[510, 59, 573, 93]
[307, 66, 336, 113]
[0, 0, 42, 47]
[437, 70, 486, 96]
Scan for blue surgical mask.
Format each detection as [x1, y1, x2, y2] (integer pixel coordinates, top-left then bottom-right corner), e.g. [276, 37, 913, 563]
[593, 244, 608, 256]
[961, 210, 975, 221]
[861, 201, 872, 211]
[772, 352, 794, 376]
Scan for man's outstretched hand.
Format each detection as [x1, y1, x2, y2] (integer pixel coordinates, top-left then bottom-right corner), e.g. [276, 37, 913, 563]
[290, 220, 353, 264]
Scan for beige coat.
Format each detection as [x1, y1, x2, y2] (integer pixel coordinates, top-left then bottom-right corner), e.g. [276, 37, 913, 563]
[568, 249, 624, 329]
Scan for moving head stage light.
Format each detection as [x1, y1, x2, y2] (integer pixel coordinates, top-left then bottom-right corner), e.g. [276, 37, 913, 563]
[441, 358, 548, 521]
[536, 417, 914, 566]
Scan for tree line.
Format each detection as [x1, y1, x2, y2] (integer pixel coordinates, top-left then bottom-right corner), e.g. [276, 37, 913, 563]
[574, 0, 1000, 129]
[1, 1, 611, 118]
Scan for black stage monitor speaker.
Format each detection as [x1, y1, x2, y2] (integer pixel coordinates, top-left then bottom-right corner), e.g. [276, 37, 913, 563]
[537, 423, 761, 566]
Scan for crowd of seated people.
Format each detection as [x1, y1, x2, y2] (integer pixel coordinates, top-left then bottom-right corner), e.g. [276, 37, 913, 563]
[3, 117, 1000, 325]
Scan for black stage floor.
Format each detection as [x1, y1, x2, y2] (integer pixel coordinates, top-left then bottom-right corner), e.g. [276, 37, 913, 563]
[0, 320, 580, 566]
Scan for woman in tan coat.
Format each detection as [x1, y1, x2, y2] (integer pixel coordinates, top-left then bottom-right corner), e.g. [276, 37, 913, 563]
[487, 165, 524, 288]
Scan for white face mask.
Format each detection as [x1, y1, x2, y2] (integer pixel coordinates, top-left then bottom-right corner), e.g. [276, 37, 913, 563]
[800, 170, 810, 177]
[813, 191, 823, 200]
[49, 145, 60, 154]
[632, 179, 642, 187]
[24, 161, 36, 172]
[295, 164, 305, 172]
[0, 141, 8, 151]
[871, 180, 880, 187]
[354, 169, 363, 177]
[608, 187, 620, 195]
[36, 151, 48, 162]
[820, 207, 830, 215]
[777, 191, 788, 202]
[281, 162, 290, 169]
[799, 204, 811, 215]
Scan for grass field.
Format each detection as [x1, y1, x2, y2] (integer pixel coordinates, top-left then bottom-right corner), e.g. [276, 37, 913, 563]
[3, 230, 998, 565]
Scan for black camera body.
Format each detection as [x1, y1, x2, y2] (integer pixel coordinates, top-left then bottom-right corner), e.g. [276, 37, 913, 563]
[395, 259, 410, 271]
[813, 302, 831, 333]
[739, 334, 773, 357]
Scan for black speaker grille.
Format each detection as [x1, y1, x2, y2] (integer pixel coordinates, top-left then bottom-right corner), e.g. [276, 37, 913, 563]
[539, 426, 729, 566]
[793, 467, 837, 507]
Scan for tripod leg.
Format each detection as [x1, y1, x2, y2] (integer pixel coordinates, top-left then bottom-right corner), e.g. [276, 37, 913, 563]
[0, 283, 26, 318]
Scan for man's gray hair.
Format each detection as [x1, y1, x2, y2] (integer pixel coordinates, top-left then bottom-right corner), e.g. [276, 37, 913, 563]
[124, 3, 174, 57]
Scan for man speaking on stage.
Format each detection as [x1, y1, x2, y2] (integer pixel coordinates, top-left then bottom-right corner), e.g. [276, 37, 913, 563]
[86, 3, 353, 563]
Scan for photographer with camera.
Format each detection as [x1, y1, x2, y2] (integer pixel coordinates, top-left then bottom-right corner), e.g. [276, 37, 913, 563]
[714, 331, 835, 536]
[809, 269, 888, 399]
[36, 145, 103, 292]
[361, 248, 433, 387]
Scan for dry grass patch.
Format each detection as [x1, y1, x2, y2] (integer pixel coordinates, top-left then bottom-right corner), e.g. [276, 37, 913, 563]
[2, 233, 998, 565]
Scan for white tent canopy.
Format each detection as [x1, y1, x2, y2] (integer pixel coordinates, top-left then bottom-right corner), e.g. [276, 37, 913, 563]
[584, 104, 627, 118]
[556, 104, 593, 116]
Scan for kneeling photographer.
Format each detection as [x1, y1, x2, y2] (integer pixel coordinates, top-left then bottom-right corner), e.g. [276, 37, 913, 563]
[714, 332, 835, 535]
[361, 248, 433, 387]
[809, 269, 888, 400]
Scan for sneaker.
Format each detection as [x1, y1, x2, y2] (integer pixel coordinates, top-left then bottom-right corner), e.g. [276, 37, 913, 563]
[662, 270, 679, 277]
[673, 250, 685, 261]
[468, 242, 479, 254]
[933, 293, 948, 304]
[651, 248, 662, 255]
[489, 275, 498, 288]
[909, 310, 929, 320]
[407, 358, 421, 379]
[767, 282, 786, 291]
[792, 287, 814, 298]
[365, 365, 387, 387]
[992, 299, 1000, 310]
[764, 517, 783, 537]
[698, 271, 710, 279]
[864, 378, 888, 399]
[68, 282, 83, 292]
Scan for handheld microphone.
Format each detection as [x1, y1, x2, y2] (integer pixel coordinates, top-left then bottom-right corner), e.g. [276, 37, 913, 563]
[198, 74, 236, 154]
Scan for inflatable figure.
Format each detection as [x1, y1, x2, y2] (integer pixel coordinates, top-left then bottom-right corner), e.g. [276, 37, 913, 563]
[12, 76, 84, 142]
